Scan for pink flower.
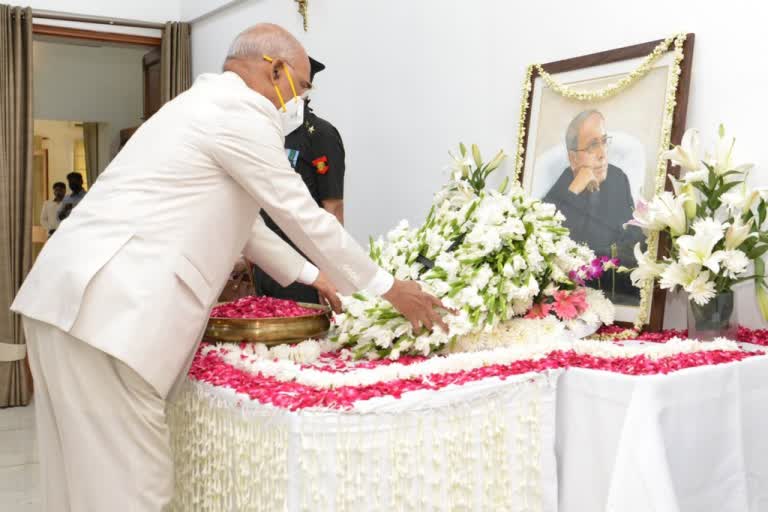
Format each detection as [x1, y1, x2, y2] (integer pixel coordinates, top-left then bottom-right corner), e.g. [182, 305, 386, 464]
[552, 289, 588, 320]
[211, 295, 318, 319]
[525, 302, 553, 319]
[187, 343, 759, 411]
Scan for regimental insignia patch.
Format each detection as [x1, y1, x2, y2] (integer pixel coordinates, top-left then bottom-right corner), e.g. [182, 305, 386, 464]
[285, 148, 300, 168]
[312, 155, 329, 175]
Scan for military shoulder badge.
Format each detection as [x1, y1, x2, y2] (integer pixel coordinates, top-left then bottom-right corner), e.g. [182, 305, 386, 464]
[312, 155, 329, 175]
[285, 148, 300, 168]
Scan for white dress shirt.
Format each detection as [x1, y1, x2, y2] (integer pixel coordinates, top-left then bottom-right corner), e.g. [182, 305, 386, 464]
[40, 199, 62, 233]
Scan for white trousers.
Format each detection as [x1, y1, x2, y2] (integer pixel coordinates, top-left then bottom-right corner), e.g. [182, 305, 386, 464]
[23, 317, 173, 511]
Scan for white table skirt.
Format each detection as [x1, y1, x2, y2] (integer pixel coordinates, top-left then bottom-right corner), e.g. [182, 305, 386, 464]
[168, 349, 768, 512]
[168, 371, 561, 512]
[556, 354, 768, 512]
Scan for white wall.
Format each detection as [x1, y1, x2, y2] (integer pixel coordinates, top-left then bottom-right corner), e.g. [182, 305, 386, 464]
[24, 0, 235, 26]
[24, 0, 180, 21]
[182, 0, 242, 22]
[192, 0, 768, 328]
[33, 40, 147, 174]
[33, 120, 84, 193]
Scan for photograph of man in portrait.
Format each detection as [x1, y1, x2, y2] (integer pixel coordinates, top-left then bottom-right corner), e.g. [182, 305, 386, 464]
[526, 66, 670, 306]
[542, 109, 645, 305]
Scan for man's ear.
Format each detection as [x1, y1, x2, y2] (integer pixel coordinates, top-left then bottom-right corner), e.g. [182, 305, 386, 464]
[567, 150, 578, 167]
[269, 58, 287, 81]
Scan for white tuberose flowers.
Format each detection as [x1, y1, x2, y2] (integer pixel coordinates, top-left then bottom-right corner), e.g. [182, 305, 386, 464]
[334, 144, 613, 359]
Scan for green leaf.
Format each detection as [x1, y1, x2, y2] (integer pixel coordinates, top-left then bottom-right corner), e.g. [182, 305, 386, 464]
[691, 181, 710, 196]
[748, 245, 768, 260]
[719, 170, 743, 180]
[717, 180, 741, 196]
[498, 176, 510, 194]
[759, 201, 767, 226]
[464, 201, 479, 221]
[755, 258, 768, 321]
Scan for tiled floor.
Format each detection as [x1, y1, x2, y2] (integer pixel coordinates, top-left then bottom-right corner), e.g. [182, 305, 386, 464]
[0, 404, 40, 511]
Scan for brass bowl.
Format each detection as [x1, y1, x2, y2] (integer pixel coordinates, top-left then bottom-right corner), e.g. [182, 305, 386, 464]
[204, 302, 331, 346]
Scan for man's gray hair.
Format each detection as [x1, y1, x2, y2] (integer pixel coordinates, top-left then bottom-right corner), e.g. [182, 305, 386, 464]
[224, 23, 303, 65]
[565, 110, 604, 151]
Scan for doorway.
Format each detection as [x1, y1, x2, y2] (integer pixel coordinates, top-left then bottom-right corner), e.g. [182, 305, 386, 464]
[30, 24, 161, 257]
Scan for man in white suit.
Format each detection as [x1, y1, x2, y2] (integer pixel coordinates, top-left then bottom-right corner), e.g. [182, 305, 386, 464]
[12, 24, 447, 511]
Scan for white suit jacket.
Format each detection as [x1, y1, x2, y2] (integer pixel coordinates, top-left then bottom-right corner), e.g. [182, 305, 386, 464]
[12, 72, 379, 397]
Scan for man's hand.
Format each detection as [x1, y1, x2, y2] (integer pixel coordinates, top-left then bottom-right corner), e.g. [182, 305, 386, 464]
[312, 272, 342, 313]
[322, 199, 344, 225]
[568, 165, 599, 195]
[382, 279, 450, 333]
[232, 256, 250, 274]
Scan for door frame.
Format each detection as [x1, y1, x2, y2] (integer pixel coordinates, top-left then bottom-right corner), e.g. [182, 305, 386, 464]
[32, 24, 161, 47]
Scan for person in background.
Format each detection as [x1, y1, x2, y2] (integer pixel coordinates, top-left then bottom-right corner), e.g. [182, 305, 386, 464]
[254, 56, 346, 304]
[40, 181, 66, 236]
[57, 172, 87, 222]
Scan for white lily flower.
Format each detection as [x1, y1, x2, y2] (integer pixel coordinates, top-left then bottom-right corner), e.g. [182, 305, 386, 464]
[724, 217, 754, 250]
[710, 125, 754, 176]
[659, 261, 701, 291]
[721, 182, 760, 213]
[624, 197, 666, 231]
[661, 128, 702, 171]
[676, 218, 726, 273]
[447, 151, 474, 180]
[652, 191, 688, 236]
[629, 243, 666, 287]
[681, 169, 708, 184]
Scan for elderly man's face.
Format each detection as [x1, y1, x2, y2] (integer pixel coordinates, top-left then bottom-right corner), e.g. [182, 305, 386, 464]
[568, 114, 609, 185]
[268, 54, 312, 109]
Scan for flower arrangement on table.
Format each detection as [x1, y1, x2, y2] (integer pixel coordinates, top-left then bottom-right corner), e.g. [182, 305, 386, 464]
[332, 144, 615, 359]
[625, 126, 768, 337]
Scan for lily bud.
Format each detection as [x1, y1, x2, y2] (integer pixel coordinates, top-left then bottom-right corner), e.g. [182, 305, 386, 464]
[681, 183, 697, 220]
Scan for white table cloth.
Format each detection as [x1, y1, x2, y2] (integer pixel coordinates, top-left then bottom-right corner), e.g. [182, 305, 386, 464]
[556, 354, 768, 512]
[168, 340, 768, 512]
[168, 371, 561, 512]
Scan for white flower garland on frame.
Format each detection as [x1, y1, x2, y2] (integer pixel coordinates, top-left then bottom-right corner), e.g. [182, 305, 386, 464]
[203, 337, 740, 392]
[514, 33, 689, 329]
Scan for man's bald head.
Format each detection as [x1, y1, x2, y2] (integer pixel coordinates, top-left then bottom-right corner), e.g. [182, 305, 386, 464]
[223, 23, 311, 110]
[225, 23, 306, 67]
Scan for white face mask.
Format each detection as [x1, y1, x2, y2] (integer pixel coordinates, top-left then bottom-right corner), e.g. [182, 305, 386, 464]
[280, 96, 305, 135]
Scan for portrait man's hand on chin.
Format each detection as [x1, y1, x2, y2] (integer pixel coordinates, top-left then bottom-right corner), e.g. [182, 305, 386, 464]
[566, 112, 611, 195]
[543, 109, 645, 305]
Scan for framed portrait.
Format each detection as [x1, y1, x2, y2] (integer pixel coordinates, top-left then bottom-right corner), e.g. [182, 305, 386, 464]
[514, 34, 695, 329]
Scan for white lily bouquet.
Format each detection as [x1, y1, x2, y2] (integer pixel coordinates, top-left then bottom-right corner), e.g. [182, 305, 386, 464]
[332, 144, 615, 359]
[626, 126, 768, 334]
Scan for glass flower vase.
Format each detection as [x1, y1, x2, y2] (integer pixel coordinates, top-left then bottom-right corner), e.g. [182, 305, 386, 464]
[687, 291, 737, 341]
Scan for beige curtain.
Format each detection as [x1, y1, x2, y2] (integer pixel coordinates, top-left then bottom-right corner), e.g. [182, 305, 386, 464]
[82, 122, 99, 187]
[0, 4, 33, 407]
[160, 22, 192, 104]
